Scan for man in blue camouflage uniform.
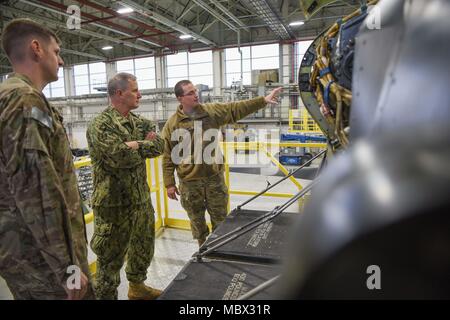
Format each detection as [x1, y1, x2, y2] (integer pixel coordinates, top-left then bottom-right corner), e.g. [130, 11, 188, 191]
[87, 73, 164, 300]
[0, 19, 94, 300]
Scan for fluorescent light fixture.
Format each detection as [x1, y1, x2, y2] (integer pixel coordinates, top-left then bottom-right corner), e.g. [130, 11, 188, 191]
[102, 46, 113, 50]
[179, 34, 193, 40]
[289, 21, 305, 26]
[117, 7, 133, 14]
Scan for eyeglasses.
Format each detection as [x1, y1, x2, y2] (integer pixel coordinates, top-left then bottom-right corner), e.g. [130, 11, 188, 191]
[182, 89, 198, 97]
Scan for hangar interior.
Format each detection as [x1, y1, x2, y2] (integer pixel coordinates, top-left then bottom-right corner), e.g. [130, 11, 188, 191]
[0, 0, 359, 147]
[1, 0, 449, 300]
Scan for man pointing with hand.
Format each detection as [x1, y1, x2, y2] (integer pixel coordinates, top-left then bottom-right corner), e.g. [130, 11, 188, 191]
[162, 80, 282, 247]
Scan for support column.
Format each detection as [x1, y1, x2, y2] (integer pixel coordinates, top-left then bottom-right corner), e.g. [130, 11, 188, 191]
[212, 49, 225, 97]
[155, 55, 166, 89]
[280, 44, 293, 120]
[64, 66, 75, 97]
[155, 55, 167, 120]
[281, 43, 293, 85]
[105, 61, 116, 81]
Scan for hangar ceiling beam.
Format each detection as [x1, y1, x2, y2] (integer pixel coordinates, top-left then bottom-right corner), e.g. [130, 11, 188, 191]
[1, 5, 152, 54]
[118, 0, 217, 47]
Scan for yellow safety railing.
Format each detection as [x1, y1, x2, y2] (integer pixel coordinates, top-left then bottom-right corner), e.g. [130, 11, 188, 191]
[74, 141, 326, 274]
[160, 141, 326, 230]
[146, 158, 164, 232]
[289, 109, 322, 133]
[74, 159, 94, 274]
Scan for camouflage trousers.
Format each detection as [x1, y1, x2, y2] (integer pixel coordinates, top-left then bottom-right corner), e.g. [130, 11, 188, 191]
[0, 209, 95, 300]
[2, 270, 95, 300]
[179, 174, 229, 241]
[91, 202, 155, 300]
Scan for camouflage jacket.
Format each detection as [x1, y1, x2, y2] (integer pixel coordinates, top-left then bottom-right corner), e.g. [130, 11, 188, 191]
[162, 97, 266, 187]
[87, 107, 164, 207]
[0, 73, 89, 285]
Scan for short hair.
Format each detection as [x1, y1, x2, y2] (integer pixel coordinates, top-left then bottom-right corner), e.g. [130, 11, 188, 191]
[107, 72, 137, 97]
[1, 18, 60, 63]
[174, 80, 192, 97]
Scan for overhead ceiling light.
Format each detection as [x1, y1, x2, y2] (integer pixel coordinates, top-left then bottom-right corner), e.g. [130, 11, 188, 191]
[117, 7, 134, 14]
[289, 21, 305, 26]
[102, 46, 113, 50]
[179, 34, 193, 40]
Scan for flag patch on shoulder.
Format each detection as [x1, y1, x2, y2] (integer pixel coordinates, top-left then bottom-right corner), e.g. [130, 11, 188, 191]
[31, 106, 53, 129]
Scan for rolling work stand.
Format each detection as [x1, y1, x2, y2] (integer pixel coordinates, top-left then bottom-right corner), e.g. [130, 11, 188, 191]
[158, 150, 327, 300]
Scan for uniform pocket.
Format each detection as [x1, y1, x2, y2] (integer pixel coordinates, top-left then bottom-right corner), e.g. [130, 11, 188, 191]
[179, 183, 191, 210]
[90, 221, 113, 258]
[93, 222, 112, 236]
[209, 174, 228, 195]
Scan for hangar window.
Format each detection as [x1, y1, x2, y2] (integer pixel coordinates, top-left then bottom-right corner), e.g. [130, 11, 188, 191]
[43, 68, 65, 98]
[89, 62, 107, 94]
[251, 43, 279, 70]
[117, 57, 156, 90]
[74, 62, 107, 95]
[225, 43, 279, 87]
[116, 59, 134, 73]
[166, 51, 213, 88]
[167, 52, 188, 88]
[225, 46, 251, 87]
[188, 51, 213, 88]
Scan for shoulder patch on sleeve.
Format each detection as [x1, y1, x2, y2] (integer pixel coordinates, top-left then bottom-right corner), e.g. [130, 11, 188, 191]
[31, 106, 53, 129]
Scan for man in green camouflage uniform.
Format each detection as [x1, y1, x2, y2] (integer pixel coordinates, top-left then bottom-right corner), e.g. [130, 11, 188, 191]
[87, 73, 164, 300]
[0, 19, 94, 299]
[162, 80, 282, 247]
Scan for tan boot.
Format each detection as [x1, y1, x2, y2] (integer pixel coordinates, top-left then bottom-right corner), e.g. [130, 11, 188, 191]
[128, 282, 162, 300]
